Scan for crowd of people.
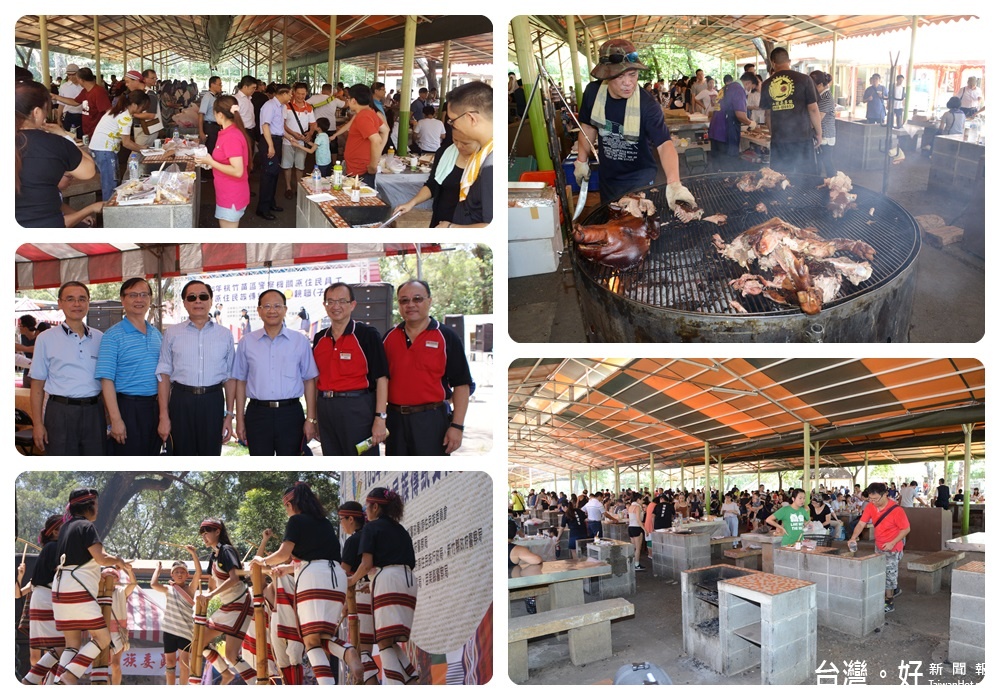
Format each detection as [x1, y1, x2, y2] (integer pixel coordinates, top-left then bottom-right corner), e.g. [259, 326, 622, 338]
[25, 277, 473, 457]
[18, 483, 417, 685]
[15, 62, 493, 229]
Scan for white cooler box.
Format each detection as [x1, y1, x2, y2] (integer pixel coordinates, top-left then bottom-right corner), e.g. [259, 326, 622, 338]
[508, 182, 563, 278]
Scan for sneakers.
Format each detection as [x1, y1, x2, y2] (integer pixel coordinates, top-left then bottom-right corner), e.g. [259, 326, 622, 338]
[893, 587, 902, 598]
[884, 601, 895, 613]
[634, 563, 645, 571]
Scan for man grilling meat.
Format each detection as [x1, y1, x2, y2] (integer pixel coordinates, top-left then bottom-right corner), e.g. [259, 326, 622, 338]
[574, 39, 696, 217]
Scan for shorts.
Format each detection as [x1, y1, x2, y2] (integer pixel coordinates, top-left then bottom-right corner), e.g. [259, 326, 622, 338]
[628, 526, 644, 538]
[884, 549, 903, 591]
[281, 143, 307, 170]
[163, 630, 191, 654]
[215, 203, 247, 222]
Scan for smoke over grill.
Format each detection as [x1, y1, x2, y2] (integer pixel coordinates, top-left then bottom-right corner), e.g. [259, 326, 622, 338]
[572, 173, 920, 342]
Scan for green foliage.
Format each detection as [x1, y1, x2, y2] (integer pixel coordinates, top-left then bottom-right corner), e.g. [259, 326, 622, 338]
[378, 245, 493, 324]
[234, 489, 287, 555]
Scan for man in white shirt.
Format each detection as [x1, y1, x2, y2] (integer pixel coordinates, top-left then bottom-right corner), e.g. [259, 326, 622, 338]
[307, 83, 345, 136]
[412, 106, 446, 154]
[56, 63, 85, 136]
[695, 78, 718, 114]
[582, 494, 606, 538]
[955, 76, 982, 117]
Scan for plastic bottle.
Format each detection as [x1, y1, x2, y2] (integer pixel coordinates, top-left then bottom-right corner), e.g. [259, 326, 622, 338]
[312, 165, 322, 192]
[350, 176, 361, 203]
[172, 127, 180, 142]
[387, 147, 395, 159]
[127, 153, 141, 181]
[355, 430, 389, 455]
[333, 161, 343, 191]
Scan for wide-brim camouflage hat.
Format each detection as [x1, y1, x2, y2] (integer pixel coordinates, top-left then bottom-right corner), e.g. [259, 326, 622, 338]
[591, 39, 649, 80]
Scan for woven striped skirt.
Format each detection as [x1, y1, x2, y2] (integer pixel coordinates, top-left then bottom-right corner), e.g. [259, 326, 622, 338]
[207, 584, 252, 639]
[370, 565, 417, 643]
[241, 598, 274, 661]
[52, 560, 103, 632]
[272, 574, 303, 666]
[294, 559, 345, 638]
[356, 584, 375, 646]
[28, 586, 63, 648]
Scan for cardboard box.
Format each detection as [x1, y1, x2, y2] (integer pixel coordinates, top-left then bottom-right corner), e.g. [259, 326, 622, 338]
[508, 183, 563, 277]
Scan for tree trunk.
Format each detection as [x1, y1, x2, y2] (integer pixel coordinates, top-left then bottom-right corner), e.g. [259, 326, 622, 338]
[415, 58, 440, 93]
[94, 473, 187, 542]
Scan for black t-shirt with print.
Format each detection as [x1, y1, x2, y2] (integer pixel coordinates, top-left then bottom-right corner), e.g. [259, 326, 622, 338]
[760, 69, 819, 144]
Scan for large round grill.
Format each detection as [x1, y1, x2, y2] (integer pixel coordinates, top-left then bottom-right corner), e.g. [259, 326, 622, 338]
[572, 172, 920, 342]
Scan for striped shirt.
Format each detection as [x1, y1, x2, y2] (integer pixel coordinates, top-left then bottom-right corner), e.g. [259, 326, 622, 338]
[155, 319, 235, 387]
[162, 584, 195, 640]
[95, 318, 163, 395]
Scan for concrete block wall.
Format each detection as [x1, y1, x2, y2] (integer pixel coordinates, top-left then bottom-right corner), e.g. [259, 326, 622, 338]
[949, 564, 986, 663]
[720, 593, 761, 675]
[761, 585, 816, 685]
[651, 531, 710, 580]
[587, 540, 636, 598]
[604, 522, 629, 543]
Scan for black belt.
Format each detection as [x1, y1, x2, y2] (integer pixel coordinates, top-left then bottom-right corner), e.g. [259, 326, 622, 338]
[117, 393, 157, 401]
[173, 382, 224, 395]
[319, 390, 369, 398]
[248, 398, 300, 408]
[49, 394, 100, 406]
[388, 401, 445, 415]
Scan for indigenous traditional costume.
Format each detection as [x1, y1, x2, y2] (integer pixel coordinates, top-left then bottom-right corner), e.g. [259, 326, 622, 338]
[23, 536, 62, 684]
[341, 506, 379, 682]
[271, 571, 304, 684]
[201, 530, 254, 681]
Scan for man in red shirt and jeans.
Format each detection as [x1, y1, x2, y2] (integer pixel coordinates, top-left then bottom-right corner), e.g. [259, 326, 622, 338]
[848, 481, 910, 613]
[338, 84, 388, 188]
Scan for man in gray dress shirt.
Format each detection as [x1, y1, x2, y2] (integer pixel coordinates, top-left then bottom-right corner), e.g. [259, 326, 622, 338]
[155, 280, 236, 455]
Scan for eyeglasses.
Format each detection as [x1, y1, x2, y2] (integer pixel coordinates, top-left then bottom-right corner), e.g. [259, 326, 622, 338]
[324, 299, 353, 306]
[185, 293, 211, 302]
[601, 51, 640, 65]
[124, 292, 150, 300]
[446, 110, 478, 126]
[259, 304, 286, 311]
[398, 296, 427, 306]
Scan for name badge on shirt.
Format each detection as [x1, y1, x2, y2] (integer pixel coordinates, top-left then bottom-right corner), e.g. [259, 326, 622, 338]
[340, 352, 352, 361]
[425, 340, 439, 349]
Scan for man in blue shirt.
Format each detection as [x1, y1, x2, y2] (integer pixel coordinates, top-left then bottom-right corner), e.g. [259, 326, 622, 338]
[29, 281, 105, 455]
[233, 289, 319, 456]
[96, 277, 164, 456]
[256, 85, 293, 221]
[155, 280, 236, 456]
[198, 76, 223, 152]
[410, 87, 428, 121]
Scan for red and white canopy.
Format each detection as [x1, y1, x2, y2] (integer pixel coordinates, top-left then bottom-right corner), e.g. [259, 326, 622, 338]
[15, 243, 441, 291]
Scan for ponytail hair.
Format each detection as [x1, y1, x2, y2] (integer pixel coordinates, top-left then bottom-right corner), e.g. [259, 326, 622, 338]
[15, 80, 53, 193]
[67, 487, 99, 519]
[366, 487, 404, 522]
[282, 481, 327, 520]
[111, 89, 150, 117]
[39, 514, 63, 544]
[213, 94, 252, 155]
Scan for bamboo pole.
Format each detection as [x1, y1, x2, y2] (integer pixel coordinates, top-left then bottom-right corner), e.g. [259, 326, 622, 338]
[565, 16, 583, 110]
[250, 562, 268, 684]
[328, 16, 337, 85]
[511, 15, 554, 170]
[21, 542, 29, 565]
[16, 537, 42, 552]
[397, 15, 418, 157]
[92, 575, 114, 684]
[346, 583, 360, 648]
[188, 586, 208, 684]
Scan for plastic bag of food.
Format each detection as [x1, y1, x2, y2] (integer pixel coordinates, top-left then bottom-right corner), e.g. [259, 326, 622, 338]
[154, 164, 194, 204]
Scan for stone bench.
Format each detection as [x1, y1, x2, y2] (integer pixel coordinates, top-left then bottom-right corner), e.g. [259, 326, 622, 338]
[722, 548, 762, 570]
[508, 597, 635, 682]
[710, 536, 740, 562]
[907, 550, 966, 594]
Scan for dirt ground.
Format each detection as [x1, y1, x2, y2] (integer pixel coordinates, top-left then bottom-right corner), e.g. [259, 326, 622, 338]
[511, 538, 985, 686]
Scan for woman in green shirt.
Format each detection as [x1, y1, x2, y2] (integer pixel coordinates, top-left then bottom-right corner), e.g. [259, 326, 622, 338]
[766, 488, 810, 546]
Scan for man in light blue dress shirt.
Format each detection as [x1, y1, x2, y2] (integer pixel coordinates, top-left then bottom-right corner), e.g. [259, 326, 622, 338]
[96, 277, 164, 456]
[155, 280, 236, 456]
[29, 281, 105, 455]
[233, 289, 319, 455]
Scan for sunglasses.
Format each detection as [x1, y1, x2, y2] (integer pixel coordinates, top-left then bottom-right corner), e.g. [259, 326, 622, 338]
[398, 295, 427, 305]
[199, 527, 219, 534]
[185, 293, 211, 302]
[601, 51, 640, 65]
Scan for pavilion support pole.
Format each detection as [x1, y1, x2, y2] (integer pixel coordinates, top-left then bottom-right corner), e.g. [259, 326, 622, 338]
[814, 442, 822, 494]
[565, 16, 583, 114]
[680, 465, 685, 490]
[614, 460, 620, 494]
[704, 443, 710, 495]
[511, 15, 554, 170]
[943, 446, 951, 486]
[864, 450, 869, 488]
[558, 44, 566, 92]
[374, 52, 380, 83]
[93, 16, 102, 83]
[650, 454, 655, 492]
[582, 24, 594, 77]
[536, 30, 544, 63]
[904, 16, 919, 123]
[830, 32, 837, 103]
[396, 15, 418, 158]
[717, 458, 723, 496]
[803, 422, 810, 490]
[39, 16, 50, 89]
[757, 460, 762, 490]
[282, 17, 288, 82]
[139, 26, 143, 71]
[328, 16, 337, 86]
[962, 424, 972, 536]
[588, 464, 593, 493]
[440, 40, 452, 118]
[268, 30, 274, 82]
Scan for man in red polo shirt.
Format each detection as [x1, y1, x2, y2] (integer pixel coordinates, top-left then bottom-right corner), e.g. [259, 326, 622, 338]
[382, 280, 474, 456]
[76, 67, 112, 139]
[339, 84, 387, 188]
[848, 481, 910, 613]
[310, 283, 388, 456]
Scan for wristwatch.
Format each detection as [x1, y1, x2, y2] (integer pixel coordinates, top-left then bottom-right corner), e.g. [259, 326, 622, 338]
[306, 418, 318, 425]
[450, 422, 465, 432]
[376, 412, 388, 420]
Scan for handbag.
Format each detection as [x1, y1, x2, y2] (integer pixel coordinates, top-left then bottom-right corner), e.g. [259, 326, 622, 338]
[140, 116, 163, 135]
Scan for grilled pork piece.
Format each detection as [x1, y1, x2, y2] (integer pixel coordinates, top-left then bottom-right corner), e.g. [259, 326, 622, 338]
[703, 213, 728, 225]
[573, 214, 661, 269]
[610, 192, 657, 218]
[821, 171, 858, 218]
[674, 201, 704, 223]
[736, 167, 790, 192]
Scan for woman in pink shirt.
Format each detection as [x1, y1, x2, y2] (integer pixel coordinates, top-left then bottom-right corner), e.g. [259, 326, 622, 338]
[194, 95, 251, 228]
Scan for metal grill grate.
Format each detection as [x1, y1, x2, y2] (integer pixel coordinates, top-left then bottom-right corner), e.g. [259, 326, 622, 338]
[576, 173, 920, 316]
